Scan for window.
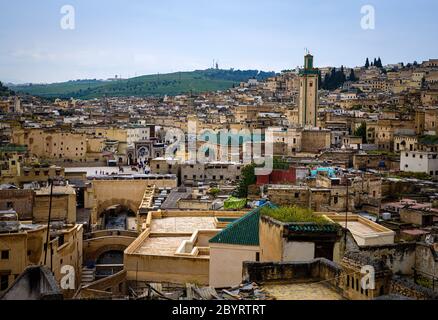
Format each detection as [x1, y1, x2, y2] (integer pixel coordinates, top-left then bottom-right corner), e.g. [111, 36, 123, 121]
[346, 275, 350, 287]
[58, 234, 65, 247]
[0, 275, 8, 291]
[6, 202, 13, 209]
[295, 193, 299, 198]
[1, 250, 9, 260]
[255, 252, 260, 262]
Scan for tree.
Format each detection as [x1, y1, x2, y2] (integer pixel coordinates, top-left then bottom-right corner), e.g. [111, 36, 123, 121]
[321, 67, 347, 90]
[377, 57, 383, 68]
[0, 81, 15, 97]
[208, 187, 221, 198]
[349, 69, 358, 81]
[354, 122, 367, 143]
[234, 164, 256, 198]
[365, 58, 370, 69]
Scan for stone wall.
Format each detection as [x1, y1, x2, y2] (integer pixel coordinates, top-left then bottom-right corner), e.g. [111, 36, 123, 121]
[390, 276, 438, 300]
[0, 189, 34, 220]
[356, 243, 416, 275]
[242, 258, 342, 290]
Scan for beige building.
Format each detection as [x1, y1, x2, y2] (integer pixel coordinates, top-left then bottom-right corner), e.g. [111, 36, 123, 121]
[0, 211, 83, 297]
[33, 185, 77, 225]
[181, 162, 242, 185]
[124, 210, 246, 285]
[12, 128, 88, 162]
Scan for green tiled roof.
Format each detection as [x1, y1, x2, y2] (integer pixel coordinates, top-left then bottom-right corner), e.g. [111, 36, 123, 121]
[0, 144, 27, 153]
[217, 217, 238, 223]
[209, 202, 276, 246]
[287, 224, 339, 233]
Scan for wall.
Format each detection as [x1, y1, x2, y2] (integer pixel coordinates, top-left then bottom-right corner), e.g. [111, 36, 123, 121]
[301, 130, 331, 153]
[0, 233, 28, 292]
[33, 192, 76, 224]
[414, 244, 438, 279]
[209, 243, 259, 288]
[242, 259, 342, 288]
[48, 225, 83, 298]
[283, 242, 315, 262]
[0, 189, 34, 220]
[124, 252, 210, 285]
[259, 216, 283, 262]
[358, 243, 416, 275]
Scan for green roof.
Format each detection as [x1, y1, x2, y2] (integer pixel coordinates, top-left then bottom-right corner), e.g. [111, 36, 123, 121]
[0, 144, 27, 153]
[209, 202, 276, 246]
[217, 217, 238, 222]
[287, 224, 339, 233]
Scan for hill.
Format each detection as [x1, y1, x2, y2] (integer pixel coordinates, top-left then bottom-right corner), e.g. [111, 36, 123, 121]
[12, 69, 276, 99]
[0, 81, 15, 97]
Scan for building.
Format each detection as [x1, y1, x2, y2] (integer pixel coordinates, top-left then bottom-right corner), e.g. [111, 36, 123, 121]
[298, 54, 319, 127]
[180, 162, 242, 186]
[400, 151, 438, 179]
[0, 211, 83, 297]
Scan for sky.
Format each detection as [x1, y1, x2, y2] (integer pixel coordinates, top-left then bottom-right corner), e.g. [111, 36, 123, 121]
[0, 0, 437, 83]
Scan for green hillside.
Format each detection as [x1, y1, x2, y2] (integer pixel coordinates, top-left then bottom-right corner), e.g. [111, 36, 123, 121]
[13, 69, 275, 99]
[0, 81, 15, 97]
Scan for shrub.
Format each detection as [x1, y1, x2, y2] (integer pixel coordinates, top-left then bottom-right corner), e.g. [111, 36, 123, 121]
[261, 206, 329, 224]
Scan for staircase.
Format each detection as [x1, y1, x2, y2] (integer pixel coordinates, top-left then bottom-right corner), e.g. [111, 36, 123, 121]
[81, 267, 96, 286]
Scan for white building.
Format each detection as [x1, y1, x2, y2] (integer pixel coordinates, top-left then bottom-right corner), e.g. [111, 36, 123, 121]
[400, 151, 438, 179]
[126, 126, 152, 146]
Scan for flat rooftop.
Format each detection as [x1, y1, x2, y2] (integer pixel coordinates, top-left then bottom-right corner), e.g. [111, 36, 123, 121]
[262, 282, 345, 300]
[337, 221, 377, 234]
[134, 236, 190, 256]
[150, 216, 216, 233]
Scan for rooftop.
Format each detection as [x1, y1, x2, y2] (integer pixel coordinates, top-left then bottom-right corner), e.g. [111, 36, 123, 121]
[209, 203, 273, 246]
[262, 282, 344, 300]
[150, 216, 216, 233]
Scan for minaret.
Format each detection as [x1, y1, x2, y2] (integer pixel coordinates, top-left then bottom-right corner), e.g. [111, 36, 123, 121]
[298, 53, 319, 127]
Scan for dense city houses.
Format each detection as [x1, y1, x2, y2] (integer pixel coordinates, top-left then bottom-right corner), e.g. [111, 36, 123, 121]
[1, 54, 438, 300]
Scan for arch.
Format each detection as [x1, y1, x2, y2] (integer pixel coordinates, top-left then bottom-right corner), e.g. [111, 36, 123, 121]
[83, 236, 136, 263]
[96, 199, 139, 218]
